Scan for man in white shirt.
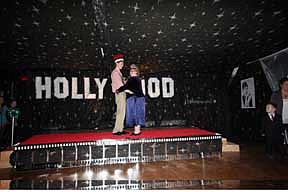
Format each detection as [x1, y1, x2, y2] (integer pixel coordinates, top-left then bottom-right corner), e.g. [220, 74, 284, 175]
[111, 54, 128, 135]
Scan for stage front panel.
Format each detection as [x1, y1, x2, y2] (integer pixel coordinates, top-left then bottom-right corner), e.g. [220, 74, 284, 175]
[11, 134, 222, 171]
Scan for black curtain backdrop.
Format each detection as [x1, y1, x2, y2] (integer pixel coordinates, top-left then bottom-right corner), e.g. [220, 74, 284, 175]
[227, 62, 271, 141]
[17, 69, 221, 134]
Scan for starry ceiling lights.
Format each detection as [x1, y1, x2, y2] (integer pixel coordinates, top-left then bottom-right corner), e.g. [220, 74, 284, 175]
[0, 0, 285, 74]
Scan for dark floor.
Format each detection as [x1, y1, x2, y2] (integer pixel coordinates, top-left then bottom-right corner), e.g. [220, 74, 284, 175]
[1, 142, 288, 189]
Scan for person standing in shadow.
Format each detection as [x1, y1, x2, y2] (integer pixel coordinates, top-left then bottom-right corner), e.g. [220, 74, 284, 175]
[0, 96, 8, 150]
[270, 77, 288, 147]
[7, 98, 21, 144]
[262, 102, 285, 159]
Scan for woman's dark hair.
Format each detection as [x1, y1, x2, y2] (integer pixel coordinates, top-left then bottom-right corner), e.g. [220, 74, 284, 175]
[9, 98, 17, 103]
[279, 77, 288, 86]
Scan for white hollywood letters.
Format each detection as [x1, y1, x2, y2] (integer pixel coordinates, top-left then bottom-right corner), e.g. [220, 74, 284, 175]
[141, 77, 174, 98]
[35, 76, 174, 99]
[35, 77, 107, 99]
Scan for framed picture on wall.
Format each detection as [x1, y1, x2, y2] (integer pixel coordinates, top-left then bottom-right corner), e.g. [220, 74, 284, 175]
[241, 77, 256, 109]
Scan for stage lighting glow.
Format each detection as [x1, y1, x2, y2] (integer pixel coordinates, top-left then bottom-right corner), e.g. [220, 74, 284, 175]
[97, 170, 109, 179]
[114, 169, 122, 176]
[200, 152, 204, 158]
[127, 168, 133, 177]
[73, 173, 78, 180]
[84, 169, 94, 180]
[135, 162, 140, 170]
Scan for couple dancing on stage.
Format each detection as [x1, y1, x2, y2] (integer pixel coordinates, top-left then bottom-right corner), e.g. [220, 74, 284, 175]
[111, 54, 145, 136]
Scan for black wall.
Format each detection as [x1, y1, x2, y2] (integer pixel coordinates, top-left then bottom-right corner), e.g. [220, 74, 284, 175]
[227, 62, 272, 141]
[16, 69, 222, 134]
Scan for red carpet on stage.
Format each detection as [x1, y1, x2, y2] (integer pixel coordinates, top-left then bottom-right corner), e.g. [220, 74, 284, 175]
[18, 127, 216, 146]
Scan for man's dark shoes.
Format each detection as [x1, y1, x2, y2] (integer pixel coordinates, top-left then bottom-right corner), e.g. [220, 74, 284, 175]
[113, 131, 129, 135]
[120, 131, 129, 135]
[113, 132, 122, 135]
[131, 132, 141, 136]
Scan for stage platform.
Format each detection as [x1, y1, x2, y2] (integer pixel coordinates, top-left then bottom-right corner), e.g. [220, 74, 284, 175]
[9, 179, 223, 190]
[9, 127, 222, 171]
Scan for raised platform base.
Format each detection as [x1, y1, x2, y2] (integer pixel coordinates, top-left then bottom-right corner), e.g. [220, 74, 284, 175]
[9, 179, 223, 190]
[9, 128, 222, 171]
